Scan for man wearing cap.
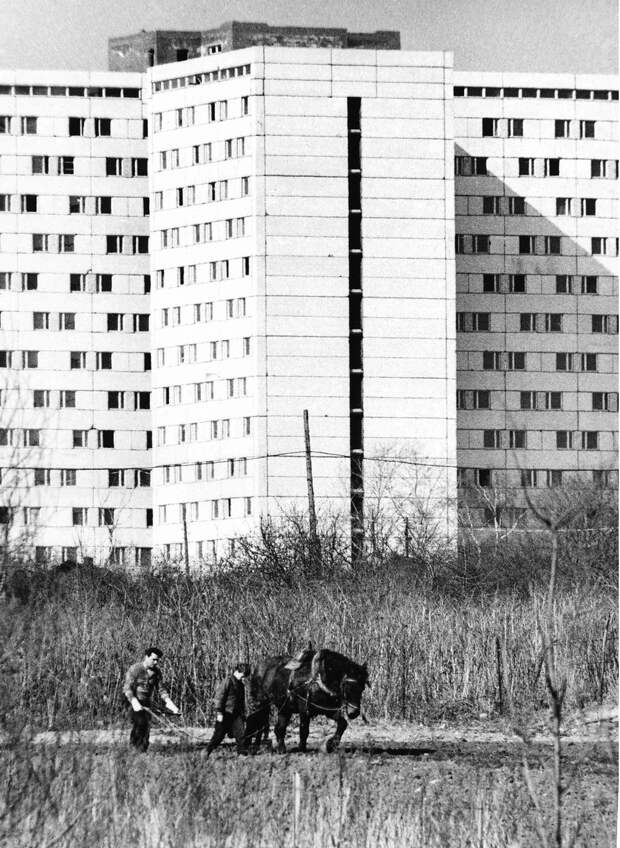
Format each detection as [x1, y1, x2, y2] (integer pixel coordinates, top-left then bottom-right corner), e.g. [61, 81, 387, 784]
[123, 646, 180, 752]
[206, 662, 250, 757]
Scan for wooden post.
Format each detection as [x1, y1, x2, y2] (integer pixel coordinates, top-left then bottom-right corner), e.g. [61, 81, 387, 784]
[303, 410, 319, 563]
[182, 502, 190, 575]
[495, 635, 504, 715]
[404, 517, 410, 558]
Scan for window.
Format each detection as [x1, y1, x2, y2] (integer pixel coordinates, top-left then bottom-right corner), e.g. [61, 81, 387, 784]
[544, 236, 561, 255]
[60, 469, 76, 486]
[556, 353, 572, 371]
[483, 430, 501, 449]
[72, 508, 87, 526]
[592, 392, 618, 411]
[70, 351, 86, 369]
[59, 156, 74, 175]
[33, 389, 50, 408]
[508, 274, 526, 293]
[21, 194, 37, 212]
[590, 160, 618, 179]
[33, 234, 49, 252]
[69, 195, 86, 214]
[107, 391, 124, 410]
[482, 273, 500, 293]
[97, 274, 112, 293]
[108, 469, 125, 487]
[581, 198, 596, 216]
[59, 234, 75, 253]
[508, 197, 525, 215]
[0, 116, 10, 133]
[518, 158, 534, 177]
[455, 155, 487, 176]
[556, 431, 573, 449]
[107, 313, 123, 331]
[132, 236, 148, 254]
[72, 430, 88, 448]
[241, 95, 249, 115]
[97, 196, 112, 214]
[32, 155, 50, 174]
[509, 430, 526, 448]
[554, 119, 570, 138]
[591, 237, 618, 256]
[241, 176, 250, 196]
[507, 118, 523, 137]
[59, 390, 75, 408]
[69, 117, 85, 136]
[98, 430, 114, 448]
[33, 311, 49, 330]
[59, 312, 75, 331]
[580, 120, 595, 138]
[99, 508, 115, 527]
[556, 197, 572, 216]
[97, 351, 112, 370]
[22, 350, 38, 368]
[132, 158, 148, 177]
[106, 235, 122, 254]
[582, 431, 599, 450]
[24, 429, 40, 447]
[544, 158, 560, 176]
[94, 117, 111, 137]
[520, 313, 535, 332]
[482, 117, 499, 137]
[242, 256, 251, 276]
[106, 157, 122, 176]
[592, 315, 618, 333]
[546, 313, 562, 332]
[548, 470, 563, 488]
[135, 469, 150, 487]
[519, 235, 535, 254]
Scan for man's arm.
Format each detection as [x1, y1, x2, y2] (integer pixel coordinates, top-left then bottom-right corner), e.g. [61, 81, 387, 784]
[213, 678, 230, 721]
[157, 669, 180, 715]
[123, 664, 143, 712]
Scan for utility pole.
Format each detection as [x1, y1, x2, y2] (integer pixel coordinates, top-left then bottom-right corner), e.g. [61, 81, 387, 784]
[182, 502, 190, 575]
[303, 409, 320, 565]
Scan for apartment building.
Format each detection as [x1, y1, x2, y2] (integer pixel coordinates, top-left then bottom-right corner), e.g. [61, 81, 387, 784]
[0, 27, 616, 564]
[454, 73, 619, 524]
[0, 39, 456, 564]
[148, 47, 456, 559]
[0, 70, 153, 566]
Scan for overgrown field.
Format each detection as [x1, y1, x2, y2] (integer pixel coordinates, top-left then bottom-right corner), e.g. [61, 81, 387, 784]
[1, 552, 617, 732]
[1, 738, 617, 848]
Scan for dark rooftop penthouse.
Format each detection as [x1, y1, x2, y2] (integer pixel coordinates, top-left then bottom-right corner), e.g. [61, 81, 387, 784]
[108, 21, 401, 72]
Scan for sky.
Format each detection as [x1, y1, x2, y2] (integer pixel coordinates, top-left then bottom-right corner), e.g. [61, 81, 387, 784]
[0, 0, 617, 73]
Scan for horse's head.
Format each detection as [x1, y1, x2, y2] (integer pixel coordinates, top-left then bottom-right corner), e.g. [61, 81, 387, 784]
[341, 662, 369, 719]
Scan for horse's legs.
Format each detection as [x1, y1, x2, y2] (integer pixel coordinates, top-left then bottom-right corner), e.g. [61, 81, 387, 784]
[298, 712, 310, 752]
[274, 707, 291, 754]
[325, 715, 348, 753]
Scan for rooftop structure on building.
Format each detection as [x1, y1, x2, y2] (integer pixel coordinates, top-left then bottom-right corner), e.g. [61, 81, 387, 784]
[108, 22, 401, 72]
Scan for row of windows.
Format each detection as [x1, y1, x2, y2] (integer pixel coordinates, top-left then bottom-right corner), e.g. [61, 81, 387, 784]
[0, 84, 141, 98]
[477, 273, 604, 295]
[29, 155, 148, 176]
[157, 417, 252, 445]
[159, 216, 246, 249]
[153, 95, 249, 131]
[481, 117, 598, 139]
[456, 312, 618, 334]
[0, 427, 149, 449]
[462, 195, 601, 217]
[0, 115, 148, 138]
[155, 257, 250, 288]
[454, 86, 618, 101]
[152, 63, 251, 93]
[160, 376, 248, 405]
[154, 176, 250, 210]
[455, 234, 620, 256]
[27, 388, 151, 410]
[158, 497, 253, 523]
[0, 506, 151, 528]
[0, 272, 151, 293]
[161, 457, 248, 484]
[26, 233, 149, 255]
[159, 298, 247, 328]
[156, 338, 251, 366]
[477, 429, 606, 450]
[25, 467, 151, 488]
[477, 351, 603, 371]
[0, 350, 151, 370]
[158, 136, 246, 172]
[457, 390, 618, 411]
[458, 468, 617, 489]
[0, 193, 149, 216]
[455, 155, 619, 179]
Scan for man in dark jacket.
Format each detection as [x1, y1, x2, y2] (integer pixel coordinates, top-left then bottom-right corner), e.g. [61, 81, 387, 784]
[123, 646, 180, 752]
[206, 662, 250, 757]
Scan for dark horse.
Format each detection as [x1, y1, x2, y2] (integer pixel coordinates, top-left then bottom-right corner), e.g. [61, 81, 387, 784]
[255, 648, 369, 753]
